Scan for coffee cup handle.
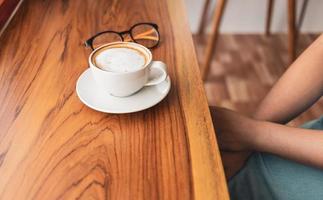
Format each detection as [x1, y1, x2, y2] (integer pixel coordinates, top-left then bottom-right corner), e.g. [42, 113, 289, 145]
[144, 61, 167, 86]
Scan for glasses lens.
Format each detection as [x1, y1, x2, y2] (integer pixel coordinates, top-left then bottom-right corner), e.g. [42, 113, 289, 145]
[92, 32, 122, 49]
[131, 24, 159, 48]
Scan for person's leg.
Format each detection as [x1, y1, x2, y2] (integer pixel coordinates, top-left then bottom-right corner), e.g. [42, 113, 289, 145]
[229, 152, 323, 200]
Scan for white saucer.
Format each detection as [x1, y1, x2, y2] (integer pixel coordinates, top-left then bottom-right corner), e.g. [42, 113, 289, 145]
[76, 68, 171, 114]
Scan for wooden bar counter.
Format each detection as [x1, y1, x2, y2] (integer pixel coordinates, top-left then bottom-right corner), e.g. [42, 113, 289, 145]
[0, 0, 229, 199]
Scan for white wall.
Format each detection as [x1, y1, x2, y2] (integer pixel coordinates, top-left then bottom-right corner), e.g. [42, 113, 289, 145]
[185, 0, 323, 33]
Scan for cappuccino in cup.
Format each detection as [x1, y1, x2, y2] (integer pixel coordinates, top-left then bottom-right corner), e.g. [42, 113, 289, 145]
[93, 46, 147, 73]
[89, 42, 167, 97]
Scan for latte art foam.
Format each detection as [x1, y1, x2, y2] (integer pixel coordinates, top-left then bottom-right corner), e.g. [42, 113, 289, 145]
[94, 47, 146, 73]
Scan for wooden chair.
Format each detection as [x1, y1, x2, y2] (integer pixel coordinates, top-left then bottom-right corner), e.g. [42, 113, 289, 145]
[199, 0, 309, 80]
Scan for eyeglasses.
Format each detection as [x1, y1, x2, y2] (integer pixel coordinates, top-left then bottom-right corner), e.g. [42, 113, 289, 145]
[85, 22, 160, 50]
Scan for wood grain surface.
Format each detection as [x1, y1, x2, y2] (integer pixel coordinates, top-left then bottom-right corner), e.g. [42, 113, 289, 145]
[0, 0, 228, 199]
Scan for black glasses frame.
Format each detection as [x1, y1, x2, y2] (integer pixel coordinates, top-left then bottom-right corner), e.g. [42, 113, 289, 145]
[84, 22, 160, 50]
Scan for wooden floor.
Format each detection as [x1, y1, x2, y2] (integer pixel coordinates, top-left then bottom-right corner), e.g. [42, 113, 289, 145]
[193, 34, 323, 127]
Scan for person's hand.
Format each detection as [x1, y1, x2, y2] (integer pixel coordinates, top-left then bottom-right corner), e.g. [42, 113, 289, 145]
[210, 106, 259, 152]
[210, 106, 260, 179]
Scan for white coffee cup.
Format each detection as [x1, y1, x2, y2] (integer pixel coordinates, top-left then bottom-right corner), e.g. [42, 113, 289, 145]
[89, 42, 167, 97]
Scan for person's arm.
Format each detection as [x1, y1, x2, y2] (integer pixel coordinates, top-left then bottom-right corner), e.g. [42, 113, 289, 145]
[252, 120, 323, 169]
[211, 107, 323, 169]
[253, 34, 323, 124]
[212, 35, 323, 177]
